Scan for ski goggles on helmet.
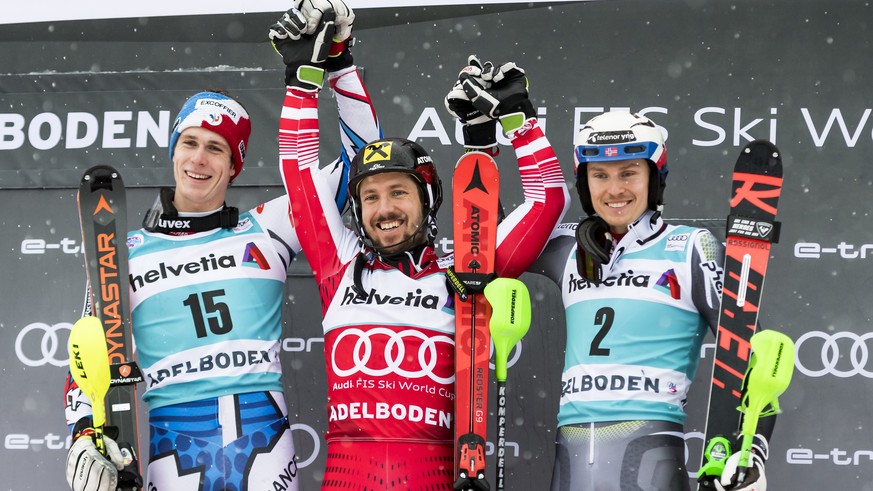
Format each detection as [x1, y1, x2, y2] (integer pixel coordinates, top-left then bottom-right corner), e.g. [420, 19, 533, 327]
[575, 140, 662, 165]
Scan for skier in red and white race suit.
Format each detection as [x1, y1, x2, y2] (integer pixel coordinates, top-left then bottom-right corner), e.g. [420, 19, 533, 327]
[276, 48, 570, 488]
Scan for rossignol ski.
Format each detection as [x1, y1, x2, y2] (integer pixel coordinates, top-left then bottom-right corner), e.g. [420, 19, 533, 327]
[78, 164, 144, 488]
[449, 151, 500, 491]
[698, 140, 783, 489]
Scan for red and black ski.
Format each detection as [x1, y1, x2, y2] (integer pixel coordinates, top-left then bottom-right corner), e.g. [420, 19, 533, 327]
[698, 141, 783, 488]
[78, 164, 144, 488]
[450, 152, 500, 491]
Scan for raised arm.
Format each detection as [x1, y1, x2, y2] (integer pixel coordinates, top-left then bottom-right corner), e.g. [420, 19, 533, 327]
[271, 7, 379, 288]
[446, 56, 570, 278]
[315, 39, 383, 212]
[495, 120, 571, 277]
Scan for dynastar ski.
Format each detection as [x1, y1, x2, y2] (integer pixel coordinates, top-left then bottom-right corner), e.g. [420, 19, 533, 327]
[78, 164, 144, 488]
[698, 141, 783, 489]
[449, 151, 500, 491]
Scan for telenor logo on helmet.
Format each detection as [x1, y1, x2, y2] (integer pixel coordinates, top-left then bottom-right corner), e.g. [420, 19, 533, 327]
[363, 141, 392, 164]
[588, 130, 636, 144]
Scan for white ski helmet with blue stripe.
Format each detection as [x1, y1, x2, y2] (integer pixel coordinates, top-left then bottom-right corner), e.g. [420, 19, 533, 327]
[573, 111, 668, 215]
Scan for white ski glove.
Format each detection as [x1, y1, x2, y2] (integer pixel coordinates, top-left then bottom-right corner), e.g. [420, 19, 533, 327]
[714, 435, 769, 491]
[65, 429, 125, 491]
[297, 0, 354, 42]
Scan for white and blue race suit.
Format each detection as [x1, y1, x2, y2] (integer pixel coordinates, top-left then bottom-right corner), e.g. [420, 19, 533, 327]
[64, 65, 379, 491]
[529, 209, 725, 491]
[130, 197, 300, 491]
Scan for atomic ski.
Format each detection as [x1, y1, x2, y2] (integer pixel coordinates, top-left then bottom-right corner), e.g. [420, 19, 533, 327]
[698, 140, 783, 488]
[449, 151, 500, 491]
[77, 164, 144, 487]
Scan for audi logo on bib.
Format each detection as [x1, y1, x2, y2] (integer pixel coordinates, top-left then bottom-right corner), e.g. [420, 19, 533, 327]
[795, 331, 873, 378]
[15, 322, 73, 367]
[331, 327, 455, 384]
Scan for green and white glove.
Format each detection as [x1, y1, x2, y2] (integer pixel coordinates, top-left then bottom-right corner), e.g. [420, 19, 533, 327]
[714, 436, 768, 491]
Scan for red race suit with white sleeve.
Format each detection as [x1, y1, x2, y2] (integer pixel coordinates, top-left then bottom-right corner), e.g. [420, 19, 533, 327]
[279, 75, 569, 488]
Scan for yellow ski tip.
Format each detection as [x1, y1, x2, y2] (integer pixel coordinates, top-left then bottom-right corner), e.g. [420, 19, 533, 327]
[68, 316, 112, 428]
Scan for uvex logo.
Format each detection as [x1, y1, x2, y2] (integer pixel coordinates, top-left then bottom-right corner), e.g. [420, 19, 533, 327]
[158, 218, 191, 229]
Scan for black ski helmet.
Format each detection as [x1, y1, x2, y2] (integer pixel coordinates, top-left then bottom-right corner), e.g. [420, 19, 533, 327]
[348, 137, 443, 251]
[573, 112, 668, 216]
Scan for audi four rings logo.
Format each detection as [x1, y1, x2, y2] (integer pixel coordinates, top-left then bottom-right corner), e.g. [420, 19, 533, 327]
[794, 330, 873, 378]
[15, 322, 73, 367]
[331, 327, 455, 384]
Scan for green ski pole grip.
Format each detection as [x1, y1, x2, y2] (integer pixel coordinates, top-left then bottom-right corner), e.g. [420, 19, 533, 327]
[484, 278, 531, 382]
[737, 329, 795, 477]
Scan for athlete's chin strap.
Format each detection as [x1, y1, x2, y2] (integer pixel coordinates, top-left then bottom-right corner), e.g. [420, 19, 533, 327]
[351, 216, 433, 299]
[142, 187, 239, 234]
[575, 215, 613, 285]
[350, 243, 430, 300]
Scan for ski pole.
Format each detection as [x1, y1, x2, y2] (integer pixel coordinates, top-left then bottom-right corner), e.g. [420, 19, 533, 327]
[736, 329, 795, 482]
[484, 278, 532, 491]
[68, 316, 113, 454]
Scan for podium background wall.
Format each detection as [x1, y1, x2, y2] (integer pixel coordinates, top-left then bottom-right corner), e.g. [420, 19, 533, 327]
[3, 1, 873, 489]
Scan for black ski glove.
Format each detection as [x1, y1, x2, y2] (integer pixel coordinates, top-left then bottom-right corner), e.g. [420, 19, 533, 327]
[445, 55, 498, 152]
[458, 56, 536, 135]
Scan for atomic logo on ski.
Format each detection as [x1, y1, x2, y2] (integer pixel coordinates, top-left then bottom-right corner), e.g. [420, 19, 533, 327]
[463, 161, 489, 194]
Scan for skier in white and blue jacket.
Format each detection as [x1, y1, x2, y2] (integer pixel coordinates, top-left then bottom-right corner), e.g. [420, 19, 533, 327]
[528, 111, 774, 491]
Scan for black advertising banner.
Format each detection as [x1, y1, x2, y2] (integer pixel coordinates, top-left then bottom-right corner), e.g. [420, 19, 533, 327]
[3, 1, 873, 489]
